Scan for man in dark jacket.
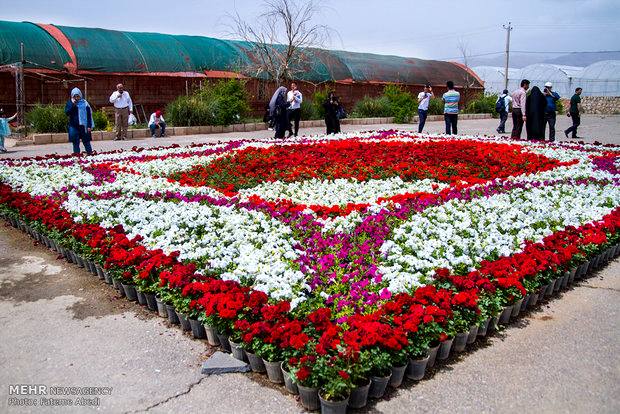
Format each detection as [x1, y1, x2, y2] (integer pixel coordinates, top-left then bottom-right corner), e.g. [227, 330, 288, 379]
[564, 87, 583, 139]
[543, 82, 561, 141]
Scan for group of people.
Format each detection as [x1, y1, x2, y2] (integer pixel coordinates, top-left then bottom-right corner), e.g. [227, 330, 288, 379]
[416, 80, 462, 135]
[506, 80, 583, 141]
[266, 82, 346, 139]
[2, 77, 587, 157]
[65, 83, 166, 155]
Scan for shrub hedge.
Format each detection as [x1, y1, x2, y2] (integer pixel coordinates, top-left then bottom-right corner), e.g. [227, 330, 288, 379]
[166, 79, 250, 126]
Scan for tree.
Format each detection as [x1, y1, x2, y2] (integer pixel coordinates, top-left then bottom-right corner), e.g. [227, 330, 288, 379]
[457, 40, 478, 103]
[227, 0, 334, 84]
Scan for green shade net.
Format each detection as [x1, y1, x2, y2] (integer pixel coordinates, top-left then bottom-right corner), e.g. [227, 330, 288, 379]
[0, 20, 482, 87]
[0, 21, 70, 70]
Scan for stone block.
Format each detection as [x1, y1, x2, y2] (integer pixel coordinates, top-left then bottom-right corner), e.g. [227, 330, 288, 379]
[51, 133, 67, 144]
[186, 126, 201, 135]
[101, 131, 115, 141]
[174, 127, 188, 136]
[201, 351, 250, 375]
[15, 139, 34, 147]
[132, 129, 150, 139]
[222, 125, 233, 133]
[198, 125, 212, 134]
[91, 131, 103, 141]
[233, 123, 245, 132]
[211, 125, 224, 133]
[32, 134, 52, 145]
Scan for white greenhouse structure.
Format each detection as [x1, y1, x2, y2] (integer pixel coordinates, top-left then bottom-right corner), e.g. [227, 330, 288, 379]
[472, 60, 620, 97]
[471, 66, 520, 94]
[576, 60, 620, 97]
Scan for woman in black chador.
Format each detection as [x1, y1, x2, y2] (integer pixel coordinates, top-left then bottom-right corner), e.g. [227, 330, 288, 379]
[526, 86, 547, 140]
[269, 86, 290, 139]
[323, 92, 341, 134]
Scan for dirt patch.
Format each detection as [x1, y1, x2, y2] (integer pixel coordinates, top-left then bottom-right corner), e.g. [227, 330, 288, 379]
[0, 223, 157, 321]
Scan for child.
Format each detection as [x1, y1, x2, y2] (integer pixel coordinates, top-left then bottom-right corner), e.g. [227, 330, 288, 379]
[0, 109, 17, 153]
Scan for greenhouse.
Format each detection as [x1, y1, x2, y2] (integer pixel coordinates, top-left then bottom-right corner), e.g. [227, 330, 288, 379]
[471, 66, 520, 94]
[577, 60, 620, 97]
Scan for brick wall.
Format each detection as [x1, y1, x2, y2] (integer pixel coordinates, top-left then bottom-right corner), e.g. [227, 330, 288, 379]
[0, 71, 483, 119]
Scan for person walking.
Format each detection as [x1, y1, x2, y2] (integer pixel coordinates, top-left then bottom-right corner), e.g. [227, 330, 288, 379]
[495, 89, 512, 134]
[286, 82, 303, 137]
[109, 83, 133, 141]
[65, 87, 94, 155]
[417, 84, 433, 133]
[148, 110, 166, 138]
[510, 79, 530, 139]
[269, 86, 290, 139]
[526, 86, 547, 140]
[442, 81, 460, 135]
[564, 87, 583, 139]
[543, 82, 561, 141]
[0, 109, 17, 153]
[323, 92, 341, 134]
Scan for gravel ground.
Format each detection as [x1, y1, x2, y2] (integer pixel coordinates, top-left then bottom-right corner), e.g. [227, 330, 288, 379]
[0, 115, 618, 413]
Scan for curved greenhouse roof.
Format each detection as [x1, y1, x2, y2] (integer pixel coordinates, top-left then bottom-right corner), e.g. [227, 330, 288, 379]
[577, 60, 620, 96]
[471, 66, 520, 94]
[518, 64, 584, 96]
[0, 20, 481, 87]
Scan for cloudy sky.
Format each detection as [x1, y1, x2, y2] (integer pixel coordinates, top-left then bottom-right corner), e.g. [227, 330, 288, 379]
[1, 0, 618, 61]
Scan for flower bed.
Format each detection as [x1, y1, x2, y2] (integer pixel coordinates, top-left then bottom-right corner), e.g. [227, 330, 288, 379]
[1, 131, 619, 411]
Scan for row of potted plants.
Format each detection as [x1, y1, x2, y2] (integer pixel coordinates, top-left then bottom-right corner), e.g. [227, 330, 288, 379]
[1, 180, 618, 412]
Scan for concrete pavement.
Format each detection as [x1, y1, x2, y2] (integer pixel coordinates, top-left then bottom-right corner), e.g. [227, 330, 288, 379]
[2, 115, 619, 159]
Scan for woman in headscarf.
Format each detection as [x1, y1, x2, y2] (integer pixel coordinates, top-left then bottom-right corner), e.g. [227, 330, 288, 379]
[0, 108, 17, 153]
[269, 86, 289, 139]
[525, 86, 547, 140]
[323, 92, 341, 134]
[65, 87, 94, 155]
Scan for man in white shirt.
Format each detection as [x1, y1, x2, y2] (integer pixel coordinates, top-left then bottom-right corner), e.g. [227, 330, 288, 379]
[286, 82, 303, 137]
[109, 83, 133, 141]
[148, 110, 166, 138]
[417, 84, 433, 133]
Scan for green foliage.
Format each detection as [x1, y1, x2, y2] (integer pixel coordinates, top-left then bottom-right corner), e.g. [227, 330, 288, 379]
[383, 84, 418, 123]
[26, 104, 67, 133]
[428, 97, 444, 115]
[351, 85, 417, 122]
[311, 89, 330, 119]
[465, 93, 499, 116]
[300, 98, 320, 120]
[166, 79, 250, 126]
[556, 99, 565, 114]
[92, 109, 109, 131]
[351, 96, 392, 118]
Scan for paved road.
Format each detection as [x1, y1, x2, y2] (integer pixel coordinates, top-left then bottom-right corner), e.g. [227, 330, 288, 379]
[0, 117, 619, 413]
[2, 115, 619, 159]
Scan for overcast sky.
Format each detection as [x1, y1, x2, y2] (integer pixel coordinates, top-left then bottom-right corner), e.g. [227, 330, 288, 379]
[1, 0, 619, 61]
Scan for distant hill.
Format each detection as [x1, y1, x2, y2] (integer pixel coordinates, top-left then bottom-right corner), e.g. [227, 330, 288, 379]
[463, 51, 620, 68]
[544, 51, 620, 66]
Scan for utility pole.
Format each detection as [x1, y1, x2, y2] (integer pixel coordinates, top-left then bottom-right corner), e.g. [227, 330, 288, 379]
[15, 42, 25, 134]
[502, 22, 513, 91]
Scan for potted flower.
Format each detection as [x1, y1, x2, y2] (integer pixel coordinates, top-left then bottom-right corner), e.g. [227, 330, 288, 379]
[388, 348, 408, 388]
[405, 335, 430, 381]
[289, 355, 321, 411]
[366, 347, 392, 398]
[318, 359, 352, 414]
